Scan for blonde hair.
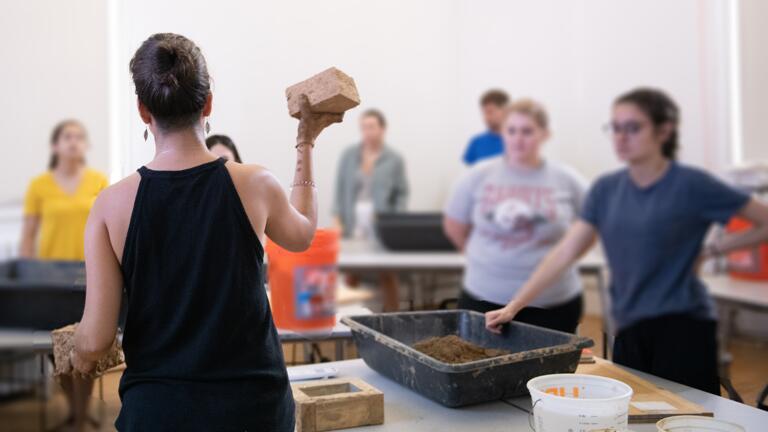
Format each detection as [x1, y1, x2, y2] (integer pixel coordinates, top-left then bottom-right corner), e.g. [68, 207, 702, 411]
[505, 98, 549, 130]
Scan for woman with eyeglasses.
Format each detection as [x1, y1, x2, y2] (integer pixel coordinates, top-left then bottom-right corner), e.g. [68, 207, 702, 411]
[485, 88, 768, 394]
[444, 99, 587, 334]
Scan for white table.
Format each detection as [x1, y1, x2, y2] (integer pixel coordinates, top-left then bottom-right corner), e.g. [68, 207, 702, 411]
[338, 239, 607, 311]
[704, 274, 768, 311]
[339, 239, 606, 273]
[277, 306, 372, 362]
[0, 307, 371, 359]
[702, 274, 768, 382]
[290, 359, 768, 431]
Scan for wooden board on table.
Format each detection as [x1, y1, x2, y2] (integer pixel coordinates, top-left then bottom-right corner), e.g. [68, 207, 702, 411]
[576, 358, 712, 423]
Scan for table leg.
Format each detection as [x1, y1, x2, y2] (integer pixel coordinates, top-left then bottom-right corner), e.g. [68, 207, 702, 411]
[422, 272, 437, 310]
[38, 353, 46, 432]
[381, 272, 400, 312]
[335, 340, 344, 361]
[717, 301, 736, 379]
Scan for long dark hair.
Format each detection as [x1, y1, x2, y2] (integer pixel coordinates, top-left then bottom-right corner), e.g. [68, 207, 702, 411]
[205, 134, 242, 163]
[129, 33, 211, 131]
[614, 88, 680, 160]
[49, 119, 86, 170]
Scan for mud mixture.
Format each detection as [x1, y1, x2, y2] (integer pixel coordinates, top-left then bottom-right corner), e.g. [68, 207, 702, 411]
[413, 335, 510, 364]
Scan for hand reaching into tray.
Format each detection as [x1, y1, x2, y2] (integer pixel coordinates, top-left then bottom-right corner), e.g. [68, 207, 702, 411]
[485, 301, 523, 334]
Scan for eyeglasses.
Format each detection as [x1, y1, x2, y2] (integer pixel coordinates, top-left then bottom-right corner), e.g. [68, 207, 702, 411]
[602, 121, 645, 136]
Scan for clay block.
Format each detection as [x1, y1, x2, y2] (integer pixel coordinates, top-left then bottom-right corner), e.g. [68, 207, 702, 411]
[292, 378, 384, 432]
[51, 323, 124, 378]
[286, 67, 360, 118]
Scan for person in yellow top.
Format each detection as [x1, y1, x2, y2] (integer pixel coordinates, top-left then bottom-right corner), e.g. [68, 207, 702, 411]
[20, 119, 108, 260]
[19, 119, 107, 431]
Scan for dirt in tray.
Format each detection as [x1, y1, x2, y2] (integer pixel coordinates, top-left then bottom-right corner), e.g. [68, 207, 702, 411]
[412, 335, 510, 364]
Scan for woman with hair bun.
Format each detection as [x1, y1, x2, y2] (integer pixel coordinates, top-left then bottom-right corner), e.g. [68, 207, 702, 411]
[486, 88, 768, 394]
[65, 33, 341, 430]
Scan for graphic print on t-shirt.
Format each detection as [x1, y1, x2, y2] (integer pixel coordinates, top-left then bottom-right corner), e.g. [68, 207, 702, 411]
[477, 184, 562, 248]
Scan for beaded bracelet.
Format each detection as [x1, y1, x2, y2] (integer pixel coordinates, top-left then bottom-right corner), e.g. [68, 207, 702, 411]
[291, 180, 316, 188]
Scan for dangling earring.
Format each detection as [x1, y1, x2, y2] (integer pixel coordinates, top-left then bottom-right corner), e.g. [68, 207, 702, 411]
[205, 119, 211, 135]
[143, 127, 148, 142]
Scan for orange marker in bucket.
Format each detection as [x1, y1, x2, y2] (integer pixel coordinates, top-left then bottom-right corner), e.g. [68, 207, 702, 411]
[266, 229, 340, 332]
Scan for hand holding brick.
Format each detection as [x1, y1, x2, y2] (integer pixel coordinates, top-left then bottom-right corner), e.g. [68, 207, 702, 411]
[286, 67, 360, 119]
[51, 323, 124, 378]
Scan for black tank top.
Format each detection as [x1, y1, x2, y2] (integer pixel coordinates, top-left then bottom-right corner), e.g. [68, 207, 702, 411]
[115, 158, 294, 432]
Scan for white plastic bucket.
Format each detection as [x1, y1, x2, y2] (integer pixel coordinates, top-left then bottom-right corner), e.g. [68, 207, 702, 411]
[527, 373, 633, 432]
[656, 415, 745, 432]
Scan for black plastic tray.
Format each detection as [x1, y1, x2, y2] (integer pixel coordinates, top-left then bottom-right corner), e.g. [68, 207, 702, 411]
[374, 212, 456, 251]
[0, 259, 86, 330]
[341, 310, 593, 407]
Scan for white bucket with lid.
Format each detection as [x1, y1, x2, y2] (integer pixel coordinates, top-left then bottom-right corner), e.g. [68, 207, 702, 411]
[656, 415, 745, 432]
[527, 373, 633, 432]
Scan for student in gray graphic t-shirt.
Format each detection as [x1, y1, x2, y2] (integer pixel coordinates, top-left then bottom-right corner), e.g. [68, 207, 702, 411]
[484, 88, 768, 395]
[444, 99, 587, 334]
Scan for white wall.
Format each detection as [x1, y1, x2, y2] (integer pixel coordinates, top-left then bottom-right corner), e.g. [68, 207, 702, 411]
[111, 0, 735, 226]
[739, 0, 768, 163]
[0, 0, 109, 205]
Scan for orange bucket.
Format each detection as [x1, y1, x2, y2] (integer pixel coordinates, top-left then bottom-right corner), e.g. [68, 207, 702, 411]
[726, 217, 768, 281]
[266, 229, 340, 331]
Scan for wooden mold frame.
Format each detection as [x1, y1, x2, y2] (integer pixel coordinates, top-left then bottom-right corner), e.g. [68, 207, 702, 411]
[292, 378, 384, 432]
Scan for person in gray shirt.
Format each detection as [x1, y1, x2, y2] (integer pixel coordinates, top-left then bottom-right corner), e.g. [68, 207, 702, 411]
[444, 99, 587, 333]
[485, 88, 768, 394]
[334, 109, 408, 311]
[333, 109, 408, 239]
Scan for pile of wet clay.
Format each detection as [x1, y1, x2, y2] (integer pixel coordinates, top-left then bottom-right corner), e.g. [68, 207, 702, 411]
[413, 335, 510, 364]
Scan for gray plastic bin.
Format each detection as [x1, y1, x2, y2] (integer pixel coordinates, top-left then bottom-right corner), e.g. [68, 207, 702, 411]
[341, 310, 593, 407]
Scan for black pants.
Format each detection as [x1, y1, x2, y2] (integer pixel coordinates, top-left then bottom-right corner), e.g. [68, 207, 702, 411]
[613, 314, 720, 395]
[457, 290, 583, 334]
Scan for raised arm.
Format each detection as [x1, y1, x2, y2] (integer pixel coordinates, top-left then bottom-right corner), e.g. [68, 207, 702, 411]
[485, 220, 598, 332]
[264, 95, 342, 251]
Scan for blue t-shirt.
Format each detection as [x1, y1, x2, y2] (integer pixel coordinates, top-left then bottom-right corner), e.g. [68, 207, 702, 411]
[581, 162, 750, 331]
[463, 131, 503, 165]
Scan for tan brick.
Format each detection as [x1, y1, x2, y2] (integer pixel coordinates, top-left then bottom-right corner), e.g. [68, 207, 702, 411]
[286, 67, 360, 118]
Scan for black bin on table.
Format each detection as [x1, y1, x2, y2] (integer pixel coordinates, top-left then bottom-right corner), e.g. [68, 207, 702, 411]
[0, 259, 86, 330]
[374, 212, 456, 251]
[342, 310, 593, 407]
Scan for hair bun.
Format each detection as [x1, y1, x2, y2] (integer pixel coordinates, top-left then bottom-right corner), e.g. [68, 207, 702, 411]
[130, 33, 211, 130]
[154, 41, 184, 88]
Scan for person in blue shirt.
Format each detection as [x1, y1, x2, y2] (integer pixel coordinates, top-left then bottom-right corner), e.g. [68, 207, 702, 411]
[463, 89, 509, 165]
[485, 88, 768, 394]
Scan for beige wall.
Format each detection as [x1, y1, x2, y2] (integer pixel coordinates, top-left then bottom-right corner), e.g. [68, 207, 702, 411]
[112, 0, 735, 226]
[739, 0, 768, 163]
[0, 0, 109, 205]
[0, 0, 751, 220]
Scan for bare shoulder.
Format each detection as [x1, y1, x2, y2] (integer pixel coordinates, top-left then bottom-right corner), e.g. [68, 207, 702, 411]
[91, 173, 141, 220]
[224, 161, 282, 197]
